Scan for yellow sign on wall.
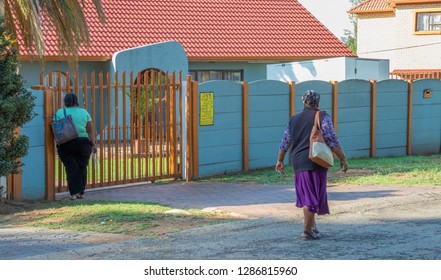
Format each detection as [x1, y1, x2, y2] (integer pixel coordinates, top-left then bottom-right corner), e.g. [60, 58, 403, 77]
[200, 92, 214, 126]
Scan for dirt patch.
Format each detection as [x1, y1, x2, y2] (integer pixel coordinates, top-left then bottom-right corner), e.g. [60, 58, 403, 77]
[393, 173, 417, 178]
[0, 200, 36, 215]
[118, 215, 235, 238]
[328, 168, 375, 177]
[81, 233, 139, 243]
[0, 200, 241, 240]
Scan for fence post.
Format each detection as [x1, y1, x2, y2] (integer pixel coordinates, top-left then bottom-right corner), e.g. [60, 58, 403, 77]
[191, 81, 199, 178]
[43, 90, 56, 200]
[6, 128, 22, 200]
[407, 81, 413, 155]
[331, 81, 339, 134]
[178, 72, 183, 178]
[185, 76, 193, 181]
[169, 72, 176, 176]
[370, 80, 377, 158]
[289, 82, 296, 117]
[242, 81, 249, 171]
[114, 71, 120, 183]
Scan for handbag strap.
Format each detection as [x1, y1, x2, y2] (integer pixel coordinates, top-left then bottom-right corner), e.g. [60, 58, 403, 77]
[53, 107, 68, 122]
[314, 111, 321, 130]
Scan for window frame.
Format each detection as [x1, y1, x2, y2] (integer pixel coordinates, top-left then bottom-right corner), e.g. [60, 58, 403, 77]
[413, 8, 441, 35]
[188, 69, 243, 82]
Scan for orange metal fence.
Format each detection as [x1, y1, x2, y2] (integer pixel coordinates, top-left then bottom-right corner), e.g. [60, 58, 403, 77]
[390, 70, 441, 81]
[38, 70, 183, 198]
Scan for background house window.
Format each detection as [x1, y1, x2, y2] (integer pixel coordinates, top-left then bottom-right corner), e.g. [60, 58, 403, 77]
[416, 11, 441, 32]
[189, 70, 243, 82]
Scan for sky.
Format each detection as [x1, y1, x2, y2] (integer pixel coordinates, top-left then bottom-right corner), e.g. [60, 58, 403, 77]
[297, 0, 354, 39]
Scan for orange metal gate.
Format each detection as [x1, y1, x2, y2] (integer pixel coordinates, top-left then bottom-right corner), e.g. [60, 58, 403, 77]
[37, 70, 183, 199]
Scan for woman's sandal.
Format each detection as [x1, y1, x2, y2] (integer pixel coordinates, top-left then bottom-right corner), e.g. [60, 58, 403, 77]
[302, 230, 320, 241]
[76, 194, 84, 199]
[312, 222, 321, 237]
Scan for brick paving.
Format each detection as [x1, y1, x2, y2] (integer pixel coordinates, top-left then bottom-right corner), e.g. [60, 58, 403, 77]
[79, 181, 437, 218]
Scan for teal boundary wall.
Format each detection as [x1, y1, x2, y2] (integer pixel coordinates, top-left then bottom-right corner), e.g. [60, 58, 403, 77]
[198, 81, 243, 176]
[338, 79, 372, 158]
[248, 80, 290, 170]
[412, 79, 441, 154]
[196, 78, 441, 177]
[376, 79, 409, 157]
[17, 77, 441, 197]
[20, 90, 46, 199]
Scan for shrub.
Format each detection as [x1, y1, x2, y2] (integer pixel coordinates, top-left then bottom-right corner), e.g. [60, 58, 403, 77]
[0, 16, 36, 178]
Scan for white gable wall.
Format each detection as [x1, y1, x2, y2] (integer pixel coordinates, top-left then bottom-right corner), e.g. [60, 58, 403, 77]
[267, 57, 390, 82]
[394, 4, 441, 70]
[357, 13, 397, 69]
[357, 4, 441, 71]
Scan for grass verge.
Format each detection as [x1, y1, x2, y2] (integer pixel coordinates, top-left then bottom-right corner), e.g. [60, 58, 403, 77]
[199, 155, 441, 187]
[0, 200, 239, 238]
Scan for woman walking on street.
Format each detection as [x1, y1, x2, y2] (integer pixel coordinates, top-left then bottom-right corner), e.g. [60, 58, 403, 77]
[275, 90, 348, 240]
[55, 93, 97, 200]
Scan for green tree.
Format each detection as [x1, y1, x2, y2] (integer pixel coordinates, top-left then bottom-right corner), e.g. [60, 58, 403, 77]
[0, 0, 105, 70]
[0, 16, 35, 178]
[0, 1, 104, 196]
[341, 0, 364, 54]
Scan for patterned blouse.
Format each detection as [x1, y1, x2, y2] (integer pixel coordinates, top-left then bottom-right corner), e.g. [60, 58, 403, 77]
[279, 114, 340, 152]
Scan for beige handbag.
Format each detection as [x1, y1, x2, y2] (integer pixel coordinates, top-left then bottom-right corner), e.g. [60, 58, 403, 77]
[309, 111, 334, 168]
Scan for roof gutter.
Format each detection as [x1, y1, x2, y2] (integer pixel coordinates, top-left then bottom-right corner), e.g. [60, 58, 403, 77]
[187, 55, 357, 62]
[348, 9, 395, 14]
[19, 55, 112, 62]
[19, 55, 357, 63]
[387, 0, 441, 6]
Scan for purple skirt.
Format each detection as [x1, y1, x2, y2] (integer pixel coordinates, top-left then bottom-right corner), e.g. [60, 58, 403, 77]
[294, 170, 329, 215]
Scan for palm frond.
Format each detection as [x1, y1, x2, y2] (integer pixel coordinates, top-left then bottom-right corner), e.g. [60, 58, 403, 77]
[2, 0, 105, 70]
[3, 0, 44, 61]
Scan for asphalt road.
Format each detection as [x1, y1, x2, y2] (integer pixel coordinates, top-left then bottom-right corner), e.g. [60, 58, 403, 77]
[1, 182, 441, 260]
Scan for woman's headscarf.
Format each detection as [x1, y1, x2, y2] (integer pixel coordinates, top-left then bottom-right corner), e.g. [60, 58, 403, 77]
[302, 90, 320, 107]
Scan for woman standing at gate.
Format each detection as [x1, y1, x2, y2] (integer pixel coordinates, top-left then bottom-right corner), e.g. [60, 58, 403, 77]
[55, 93, 97, 200]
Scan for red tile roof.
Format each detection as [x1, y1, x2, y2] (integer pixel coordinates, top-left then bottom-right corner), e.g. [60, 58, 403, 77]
[348, 0, 394, 14]
[19, 0, 355, 61]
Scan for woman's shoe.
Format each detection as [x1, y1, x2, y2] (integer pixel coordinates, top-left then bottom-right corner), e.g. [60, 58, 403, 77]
[76, 194, 84, 199]
[302, 230, 320, 241]
[312, 222, 321, 237]
[69, 195, 77, 200]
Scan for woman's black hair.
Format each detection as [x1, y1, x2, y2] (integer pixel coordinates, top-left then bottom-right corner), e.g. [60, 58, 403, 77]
[64, 93, 79, 107]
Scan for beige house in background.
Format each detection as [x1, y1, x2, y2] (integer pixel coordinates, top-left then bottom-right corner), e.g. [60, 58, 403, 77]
[349, 0, 441, 80]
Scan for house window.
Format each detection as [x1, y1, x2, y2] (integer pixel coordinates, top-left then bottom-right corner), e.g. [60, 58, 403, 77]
[415, 9, 441, 34]
[189, 70, 243, 82]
